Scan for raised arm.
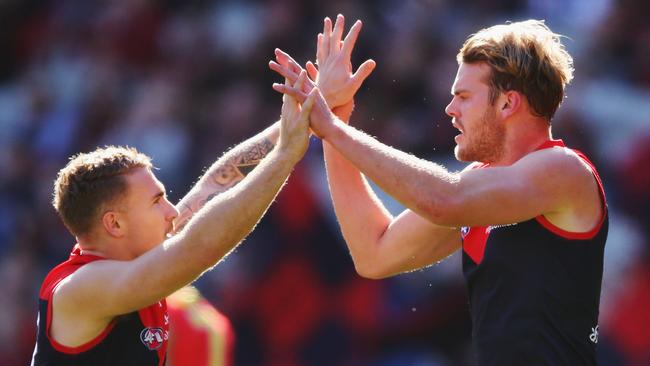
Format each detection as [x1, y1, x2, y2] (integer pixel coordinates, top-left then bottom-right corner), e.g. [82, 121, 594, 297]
[281, 85, 602, 233]
[324, 102, 461, 278]
[270, 15, 460, 279]
[52, 81, 318, 346]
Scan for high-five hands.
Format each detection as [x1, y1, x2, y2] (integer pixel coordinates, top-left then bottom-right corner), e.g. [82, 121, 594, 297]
[277, 73, 338, 140]
[269, 14, 375, 111]
[278, 71, 317, 159]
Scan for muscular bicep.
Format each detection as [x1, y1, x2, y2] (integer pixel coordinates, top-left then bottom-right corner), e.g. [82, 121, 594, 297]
[366, 209, 461, 278]
[51, 235, 211, 344]
[50, 259, 151, 346]
[442, 148, 595, 228]
[54, 259, 153, 320]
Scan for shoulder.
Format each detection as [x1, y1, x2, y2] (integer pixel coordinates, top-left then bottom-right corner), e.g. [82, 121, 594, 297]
[520, 146, 603, 217]
[39, 259, 84, 300]
[514, 146, 596, 184]
[51, 258, 120, 318]
[494, 145, 600, 214]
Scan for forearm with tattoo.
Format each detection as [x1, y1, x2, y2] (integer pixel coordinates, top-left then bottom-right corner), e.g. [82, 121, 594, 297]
[173, 124, 279, 233]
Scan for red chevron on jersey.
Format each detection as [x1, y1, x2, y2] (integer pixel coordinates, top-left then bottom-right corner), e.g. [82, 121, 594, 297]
[462, 225, 491, 264]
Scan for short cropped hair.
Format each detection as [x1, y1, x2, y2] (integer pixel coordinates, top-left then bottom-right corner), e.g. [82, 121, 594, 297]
[458, 19, 574, 121]
[53, 146, 152, 237]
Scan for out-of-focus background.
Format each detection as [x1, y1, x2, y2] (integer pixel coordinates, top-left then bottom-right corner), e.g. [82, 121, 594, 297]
[1, 0, 649, 365]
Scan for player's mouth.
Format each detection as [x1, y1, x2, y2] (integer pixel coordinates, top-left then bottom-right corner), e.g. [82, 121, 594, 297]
[452, 121, 465, 142]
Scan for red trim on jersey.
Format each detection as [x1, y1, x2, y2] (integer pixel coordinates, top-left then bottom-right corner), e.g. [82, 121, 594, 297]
[462, 226, 491, 264]
[38, 245, 104, 298]
[461, 163, 491, 264]
[532, 140, 608, 240]
[461, 139, 607, 261]
[46, 299, 116, 354]
[138, 300, 169, 362]
[40, 244, 117, 354]
[535, 138, 565, 150]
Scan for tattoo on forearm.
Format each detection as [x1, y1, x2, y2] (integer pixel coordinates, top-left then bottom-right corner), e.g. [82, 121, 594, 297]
[213, 164, 243, 185]
[234, 138, 275, 176]
[211, 138, 274, 184]
[173, 138, 276, 234]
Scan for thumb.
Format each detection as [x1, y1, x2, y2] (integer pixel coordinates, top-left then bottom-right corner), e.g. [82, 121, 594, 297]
[351, 59, 376, 89]
[306, 61, 319, 81]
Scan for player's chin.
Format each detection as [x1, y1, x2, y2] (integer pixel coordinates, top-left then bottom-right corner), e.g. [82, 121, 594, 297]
[454, 145, 471, 162]
[453, 146, 462, 161]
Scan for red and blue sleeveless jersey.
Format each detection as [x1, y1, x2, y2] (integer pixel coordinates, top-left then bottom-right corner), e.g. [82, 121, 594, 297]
[461, 140, 608, 365]
[31, 245, 169, 366]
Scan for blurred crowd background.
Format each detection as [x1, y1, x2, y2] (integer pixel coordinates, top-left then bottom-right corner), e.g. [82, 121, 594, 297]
[1, 0, 649, 365]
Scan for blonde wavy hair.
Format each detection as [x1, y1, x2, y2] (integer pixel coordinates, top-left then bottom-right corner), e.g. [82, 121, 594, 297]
[458, 19, 574, 121]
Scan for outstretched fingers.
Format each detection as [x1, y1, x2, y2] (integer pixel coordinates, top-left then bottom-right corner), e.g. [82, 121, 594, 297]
[306, 61, 319, 81]
[272, 83, 306, 102]
[341, 20, 362, 59]
[351, 59, 377, 90]
[275, 49, 302, 73]
[269, 61, 298, 84]
[271, 49, 302, 82]
[270, 49, 315, 94]
[321, 17, 332, 63]
[316, 33, 325, 67]
[330, 14, 345, 55]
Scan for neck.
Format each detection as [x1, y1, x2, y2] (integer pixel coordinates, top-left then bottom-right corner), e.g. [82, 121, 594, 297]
[77, 235, 131, 260]
[491, 117, 551, 167]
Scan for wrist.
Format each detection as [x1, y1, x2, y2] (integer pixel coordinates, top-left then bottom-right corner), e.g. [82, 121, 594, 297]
[333, 99, 355, 122]
[321, 117, 345, 142]
[274, 142, 305, 165]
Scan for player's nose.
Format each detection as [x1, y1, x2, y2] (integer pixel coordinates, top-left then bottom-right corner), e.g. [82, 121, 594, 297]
[445, 98, 458, 118]
[165, 199, 179, 222]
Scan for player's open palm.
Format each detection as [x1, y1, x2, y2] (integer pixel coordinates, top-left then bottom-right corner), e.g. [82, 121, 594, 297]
[314, 14, 375, 108]
[268, 14, 375, 110]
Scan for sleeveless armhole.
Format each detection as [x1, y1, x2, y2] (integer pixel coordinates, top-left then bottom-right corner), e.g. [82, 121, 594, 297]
[535, 148, 607, 240]
[41, 256, 117, 354]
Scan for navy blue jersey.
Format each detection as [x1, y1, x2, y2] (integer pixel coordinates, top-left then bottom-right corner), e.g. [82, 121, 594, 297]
[461, 140, 608, 365]
[31, 245, 169, 366]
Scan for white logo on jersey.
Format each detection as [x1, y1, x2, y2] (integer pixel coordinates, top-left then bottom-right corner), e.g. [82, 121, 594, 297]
[589, 325, 599, 344]
[140, 327, 165, 350]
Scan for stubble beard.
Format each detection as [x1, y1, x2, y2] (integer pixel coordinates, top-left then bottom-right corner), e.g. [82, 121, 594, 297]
[454, 106, 505, 164]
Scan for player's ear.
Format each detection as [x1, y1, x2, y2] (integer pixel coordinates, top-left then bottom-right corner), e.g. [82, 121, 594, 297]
[102, 211, 126, 238]
[499, 90, 521, 118]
